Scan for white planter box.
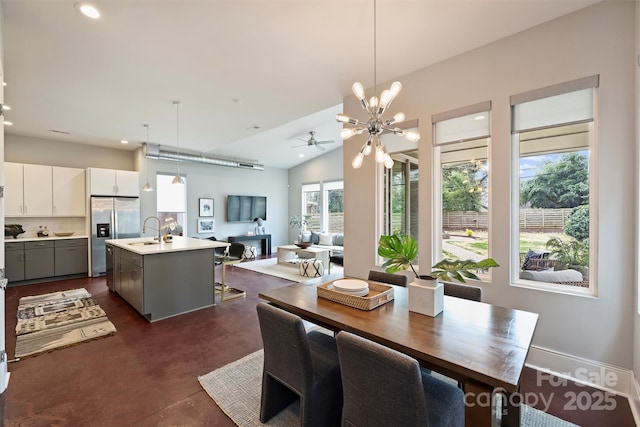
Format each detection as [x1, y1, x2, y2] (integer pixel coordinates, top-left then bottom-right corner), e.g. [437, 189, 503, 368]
[408, 278, 444, 317]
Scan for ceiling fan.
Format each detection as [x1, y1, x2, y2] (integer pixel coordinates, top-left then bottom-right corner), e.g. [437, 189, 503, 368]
[291, 131, 334, 151]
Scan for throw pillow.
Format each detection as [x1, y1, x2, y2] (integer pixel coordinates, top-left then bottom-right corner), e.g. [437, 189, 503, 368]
[521, 249, 542, 270]
[300, 232, 312, 243]
[333, 233, 344, 246]
[311, 231, 320, 245]
[319, 232, 333, 246]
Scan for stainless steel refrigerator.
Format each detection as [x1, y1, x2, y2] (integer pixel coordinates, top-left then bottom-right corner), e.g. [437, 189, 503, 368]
[90, 196, 141, 277]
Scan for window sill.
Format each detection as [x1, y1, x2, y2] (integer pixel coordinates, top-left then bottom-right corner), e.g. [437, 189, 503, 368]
[511, 278, 596, 298]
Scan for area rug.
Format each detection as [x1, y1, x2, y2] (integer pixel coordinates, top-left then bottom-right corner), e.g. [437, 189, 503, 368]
[15, 288, 116, 358]
[235, 258, 343, 283]
[199, 349, 580, 427]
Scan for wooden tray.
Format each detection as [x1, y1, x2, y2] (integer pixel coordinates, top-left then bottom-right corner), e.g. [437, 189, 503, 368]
[317, 280, 394, 310]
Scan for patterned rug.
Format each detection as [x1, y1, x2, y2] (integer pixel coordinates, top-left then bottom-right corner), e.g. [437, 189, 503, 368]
[198, 349, 580, 427]
[15, 288, 116, 358]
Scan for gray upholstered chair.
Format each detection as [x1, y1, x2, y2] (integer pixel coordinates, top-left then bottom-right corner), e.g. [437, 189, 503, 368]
[256, 302, 342, 427]
[336, 331, 464, 427]
[367, 270, 409, 287]
[443, 282, 482, 302]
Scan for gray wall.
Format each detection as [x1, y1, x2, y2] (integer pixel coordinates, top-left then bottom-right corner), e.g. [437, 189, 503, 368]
[287, 147, 343, 242]
[136, 148, 289, 249]
[6, 134, 134, 170]
[343, 1, 636, 368]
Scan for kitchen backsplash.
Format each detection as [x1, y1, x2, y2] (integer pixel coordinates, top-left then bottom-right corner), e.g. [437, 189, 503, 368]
[4, 217, 86, 238]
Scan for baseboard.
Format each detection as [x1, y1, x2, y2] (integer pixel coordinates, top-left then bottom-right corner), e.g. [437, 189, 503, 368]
[629, 373, 640, 426]
[525, 345, 632, 396]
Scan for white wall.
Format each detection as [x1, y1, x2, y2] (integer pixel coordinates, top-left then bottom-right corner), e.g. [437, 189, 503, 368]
[287, 147, 343, 242]
[344, 0, 636, 368]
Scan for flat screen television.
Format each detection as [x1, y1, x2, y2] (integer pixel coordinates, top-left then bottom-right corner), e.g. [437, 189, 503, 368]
[227, 195, 267, 222]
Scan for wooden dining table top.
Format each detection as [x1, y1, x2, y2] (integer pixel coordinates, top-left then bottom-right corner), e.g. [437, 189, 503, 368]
[258, 276, 539, 393]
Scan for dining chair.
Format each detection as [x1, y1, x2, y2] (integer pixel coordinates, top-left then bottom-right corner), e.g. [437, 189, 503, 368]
[367, 269, 409, 287]
[443, 282, 482, 302]
[256, 302, 343, 427]
[336, 331, 464, 427]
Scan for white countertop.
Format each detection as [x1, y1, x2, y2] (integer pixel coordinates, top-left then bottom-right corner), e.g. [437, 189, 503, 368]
[6, 234, 89, 242]
[106, 236, 229, 255]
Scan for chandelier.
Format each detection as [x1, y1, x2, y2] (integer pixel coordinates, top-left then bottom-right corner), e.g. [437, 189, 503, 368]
[336, 0, 420, 169]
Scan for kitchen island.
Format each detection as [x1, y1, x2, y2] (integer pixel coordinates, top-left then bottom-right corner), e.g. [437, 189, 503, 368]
[105, 236, 229, 322]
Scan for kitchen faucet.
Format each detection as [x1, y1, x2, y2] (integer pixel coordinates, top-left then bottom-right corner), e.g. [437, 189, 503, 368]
[142, 216, 161, 242]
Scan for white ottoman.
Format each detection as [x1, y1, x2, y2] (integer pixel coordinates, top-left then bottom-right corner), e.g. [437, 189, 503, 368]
[243, 246, 257, 260]
[299, 258, 324, 277]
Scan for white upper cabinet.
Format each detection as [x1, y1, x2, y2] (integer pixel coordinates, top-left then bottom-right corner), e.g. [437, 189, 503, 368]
[52, 166, 86, 216]
[87, 168, 139, 197]
[4, 163, 87, 217]
[23, 164, 53, 216]
[5, 162, 25, 216]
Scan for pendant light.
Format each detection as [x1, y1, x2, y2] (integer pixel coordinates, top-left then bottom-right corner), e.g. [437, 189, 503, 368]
[142, 124, 154, 192]
[172, 101, 184, 185]
[336, 0, 420, 169]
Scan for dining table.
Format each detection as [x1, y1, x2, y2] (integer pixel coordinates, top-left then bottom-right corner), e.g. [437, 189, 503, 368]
[258, 275, 539, 427]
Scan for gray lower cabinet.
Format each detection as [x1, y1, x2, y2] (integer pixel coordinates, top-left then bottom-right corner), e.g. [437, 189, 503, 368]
[25, 241, 55, 280]
[5, 241, 25, 282]
[54, 239, 88, 276]
[4, 238, 89, 284]
[115, 248, 144, 314]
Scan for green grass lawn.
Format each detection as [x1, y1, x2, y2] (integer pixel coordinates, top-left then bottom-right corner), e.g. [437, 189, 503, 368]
[444, 230, 568, 257]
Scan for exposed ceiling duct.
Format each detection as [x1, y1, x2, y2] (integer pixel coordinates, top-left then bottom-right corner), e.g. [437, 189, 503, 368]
[143, 143, 264, 171]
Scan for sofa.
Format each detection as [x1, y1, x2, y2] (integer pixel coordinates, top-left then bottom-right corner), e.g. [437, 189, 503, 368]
[518, 249, 587, 286]
[300, 231, 344, 265]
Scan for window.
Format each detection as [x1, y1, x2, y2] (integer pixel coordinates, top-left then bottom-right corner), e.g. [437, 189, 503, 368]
[511, 76, 598, 294]
[301, 181, 344, 233]
[323, 181, 344, 233]
[301, 183, 320, 231]
[433, 102, 491, 281]
[157, 173, 187, 236]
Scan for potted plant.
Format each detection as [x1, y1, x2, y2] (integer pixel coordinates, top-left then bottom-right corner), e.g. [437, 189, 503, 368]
[377, 234, 499, 316]
[289, 215, 311, 247]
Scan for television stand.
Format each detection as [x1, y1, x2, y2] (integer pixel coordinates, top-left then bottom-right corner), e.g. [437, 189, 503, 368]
[228, 234, 272, 256]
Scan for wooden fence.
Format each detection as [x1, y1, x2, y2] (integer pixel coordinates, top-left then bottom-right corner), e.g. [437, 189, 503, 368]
[443, 208, 573, 230]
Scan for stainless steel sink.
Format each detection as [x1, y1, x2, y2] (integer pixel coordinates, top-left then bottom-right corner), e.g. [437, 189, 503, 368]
[128, 241, 159, 246]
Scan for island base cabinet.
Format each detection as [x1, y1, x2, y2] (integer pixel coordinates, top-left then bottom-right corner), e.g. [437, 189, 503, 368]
[118, 249, 144, 314]
[109, 245, 214, 322]
[143, 250, 214, 321]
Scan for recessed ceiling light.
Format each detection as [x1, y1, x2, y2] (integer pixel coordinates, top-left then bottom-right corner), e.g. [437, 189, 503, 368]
[299, 154, 304, 158]
[246, 125, 261, 131]
[3, 121, 13, 126]
[3, 105, 11, 111]
[474, 115, 486, 121]
[121, 140, 128, 144]
[2, 82, 6, 87]
[75, 3, 101, 19]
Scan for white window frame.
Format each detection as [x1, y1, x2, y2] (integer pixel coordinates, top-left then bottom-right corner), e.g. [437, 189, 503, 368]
[510, 76, 599, 297]
[432, 102, 493, 283]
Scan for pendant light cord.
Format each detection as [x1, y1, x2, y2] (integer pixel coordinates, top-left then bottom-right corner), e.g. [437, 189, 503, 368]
[373, 0, 377, 95]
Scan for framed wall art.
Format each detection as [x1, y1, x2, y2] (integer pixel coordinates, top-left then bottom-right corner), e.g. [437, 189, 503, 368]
[197, 218, 215, 234]
[199, 198, 214, 217]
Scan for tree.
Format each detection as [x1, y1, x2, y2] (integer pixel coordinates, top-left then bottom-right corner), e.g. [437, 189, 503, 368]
[442, 162, 487, 212]
[565, 205, 589, 241]
[520, 152, 588, 208]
